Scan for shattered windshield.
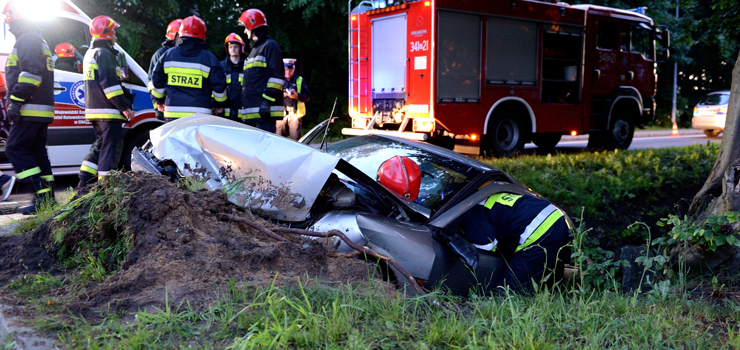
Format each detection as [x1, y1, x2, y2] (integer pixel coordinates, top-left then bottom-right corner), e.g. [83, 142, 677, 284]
[328, 136, 480, 211]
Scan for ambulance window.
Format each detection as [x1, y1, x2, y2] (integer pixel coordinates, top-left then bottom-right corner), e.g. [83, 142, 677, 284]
[597, 20, 618, 50]
[485, 17, 537, 85]
[437, 11, 481, 102]
[631, 25, 653, 60]
[38, 18, 89, 74]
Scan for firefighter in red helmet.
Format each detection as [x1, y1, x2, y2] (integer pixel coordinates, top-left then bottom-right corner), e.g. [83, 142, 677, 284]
[150, 16, 228, 122]
[54, 43, 80, 72]
[221, 33, 246, 122]
[78, 15, 135, 189]
[148, 18, 182, 121]
[237, 9, 284, 132]
[3, 0, 56, 214]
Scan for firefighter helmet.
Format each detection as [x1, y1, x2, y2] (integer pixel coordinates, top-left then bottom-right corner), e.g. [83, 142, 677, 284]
[2, 1, 28, 23]
[238, 9, 268, 31]
[377, 156, 422, 201]
[224, 33, 245, 54]
[179, 16, 206, 40]
[55, 43, 76, 58]
[165, 19, 183, 40]
[90, 16, 120, 40]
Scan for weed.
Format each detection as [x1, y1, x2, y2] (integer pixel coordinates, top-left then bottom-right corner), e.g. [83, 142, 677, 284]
[658, 211, 740, 251]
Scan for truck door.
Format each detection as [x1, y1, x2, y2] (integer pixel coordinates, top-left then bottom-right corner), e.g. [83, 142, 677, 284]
[586, 17, 622, 97]
[621, 22, 655, 99]
[371, 14, 407, 103]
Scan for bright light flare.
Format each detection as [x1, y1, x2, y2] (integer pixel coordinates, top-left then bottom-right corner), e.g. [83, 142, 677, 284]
[570, 131, 577, 136]
[470, 134, 478, 141]
[11, 0, 61, 22]
[424, 1, 431, 5]
[351, 15, 357, 21]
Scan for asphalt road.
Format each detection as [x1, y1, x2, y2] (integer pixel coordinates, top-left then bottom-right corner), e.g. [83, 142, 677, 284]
[0, 129, 724, 214]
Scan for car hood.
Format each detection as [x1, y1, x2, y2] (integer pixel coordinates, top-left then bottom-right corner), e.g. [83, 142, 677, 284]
[148, 114, 340, 221]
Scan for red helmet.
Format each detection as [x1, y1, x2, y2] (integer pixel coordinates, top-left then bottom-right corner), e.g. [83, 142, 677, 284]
[55, 43, 76, 58]
[165, 19, 183, 40]
[377, 156, 422, 201]
[224, 33, 245, 53]
[2, 1, 28, 23]
[90, 16, 120, 40]
[238, 9, 268, 31]
[179, 16, 206, 40]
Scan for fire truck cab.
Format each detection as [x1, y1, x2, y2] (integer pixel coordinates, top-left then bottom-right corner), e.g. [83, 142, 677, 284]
[344, 0, 669, 156]
[0, 0, 161, 174]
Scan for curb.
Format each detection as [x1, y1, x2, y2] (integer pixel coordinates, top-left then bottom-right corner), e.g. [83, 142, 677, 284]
[561, 129, 705, 142]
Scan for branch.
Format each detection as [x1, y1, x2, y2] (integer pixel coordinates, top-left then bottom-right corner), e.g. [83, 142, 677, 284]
[219, 214, 425, 296]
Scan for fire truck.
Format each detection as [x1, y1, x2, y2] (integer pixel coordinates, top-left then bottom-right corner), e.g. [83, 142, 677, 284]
[344, 0, 669, 156]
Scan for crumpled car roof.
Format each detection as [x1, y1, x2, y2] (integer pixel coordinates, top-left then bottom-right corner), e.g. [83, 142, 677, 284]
[148, 114, 339, 221]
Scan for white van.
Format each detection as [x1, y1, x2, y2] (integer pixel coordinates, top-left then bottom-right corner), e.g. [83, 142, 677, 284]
[0, 0, 162, 174]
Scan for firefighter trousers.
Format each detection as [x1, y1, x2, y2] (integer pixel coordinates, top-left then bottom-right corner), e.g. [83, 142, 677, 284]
[5, 120, 54, 197]
[78, 120, 124, 188]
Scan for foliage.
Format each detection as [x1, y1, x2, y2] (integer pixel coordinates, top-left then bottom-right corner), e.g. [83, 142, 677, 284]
[658, 211, 740, 251]
[571, 212, 624, 292]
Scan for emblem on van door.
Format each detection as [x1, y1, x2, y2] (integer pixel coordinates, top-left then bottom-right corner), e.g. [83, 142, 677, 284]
[70, 81, 85, 108]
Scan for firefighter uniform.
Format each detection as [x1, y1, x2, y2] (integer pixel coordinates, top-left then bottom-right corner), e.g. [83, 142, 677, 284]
[221, 56, 244, 121]
[277, 61, 310, 140]
[147, 19, 181, 121]
[4, 17, 55, 213]
[78, 20, 133, 188]
[151, 17, 227, 122]
[460, 193, 570, 292]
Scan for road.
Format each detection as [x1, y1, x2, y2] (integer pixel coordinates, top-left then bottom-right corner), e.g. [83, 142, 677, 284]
[0, 130, 724, 215]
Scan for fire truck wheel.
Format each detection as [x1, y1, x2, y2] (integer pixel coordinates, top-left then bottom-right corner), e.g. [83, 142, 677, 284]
[605, 115, 634, 150]
[120, 128, 153, 171]
[485, 112, 526, 157]
[531, 133, 562, 150]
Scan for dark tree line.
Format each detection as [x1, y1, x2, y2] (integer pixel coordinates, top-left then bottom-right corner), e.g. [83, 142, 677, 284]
[71, 0, 739, 130]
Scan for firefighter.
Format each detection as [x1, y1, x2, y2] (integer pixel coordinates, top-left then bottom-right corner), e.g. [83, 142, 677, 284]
[277, 58, 310, 140]
[147, 18, 182, 121]
[3, 0, 56, 214]
[377, 156, 570, 293]
[221, 33, 245, 122]
[237, 9, 284, 132]
[54, 43, 80, 72]
[151, 16, 227, 122]
[0, 71, 16, 201]
[77, 16, 135, 188]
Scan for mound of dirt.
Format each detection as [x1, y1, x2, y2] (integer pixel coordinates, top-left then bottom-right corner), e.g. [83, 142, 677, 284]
[0, 172, 380, 319]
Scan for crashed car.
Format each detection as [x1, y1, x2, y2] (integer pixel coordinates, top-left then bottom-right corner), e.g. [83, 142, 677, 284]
[132, 115, 572, 294]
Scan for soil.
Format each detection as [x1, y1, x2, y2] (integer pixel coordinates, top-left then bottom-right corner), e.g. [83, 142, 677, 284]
[0, 172, 383, 320]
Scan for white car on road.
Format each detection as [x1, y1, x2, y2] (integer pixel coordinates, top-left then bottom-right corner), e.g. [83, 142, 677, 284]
[692, 91, 730, 137]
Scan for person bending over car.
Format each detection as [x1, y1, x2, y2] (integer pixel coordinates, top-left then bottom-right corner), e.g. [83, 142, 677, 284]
[377, 155, 570, 293]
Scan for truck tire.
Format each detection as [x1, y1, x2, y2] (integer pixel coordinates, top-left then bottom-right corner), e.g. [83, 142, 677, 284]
[120, 128, 153, 171]
[704, 129, 721, 137]
[484, 112, 526, 157]
[604, 115, 634, 150]
[531, 133, 562, 150]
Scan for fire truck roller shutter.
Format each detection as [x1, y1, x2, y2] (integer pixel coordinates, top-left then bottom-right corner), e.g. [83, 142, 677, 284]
[481, 99, 533, 157]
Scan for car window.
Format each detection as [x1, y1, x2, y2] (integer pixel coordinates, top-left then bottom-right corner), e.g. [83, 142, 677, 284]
[329, 136, 479, 211]
[38, 17, 89, 74]
[700, 94, 730, 106]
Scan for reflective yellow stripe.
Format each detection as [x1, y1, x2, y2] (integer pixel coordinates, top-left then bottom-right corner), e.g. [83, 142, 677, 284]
[151, 89, 165, 98]
[36, 188, 51, 194]
[296, 76, 305, 116]
[266, 82, 282, 90]
[270, 111, 282, 117]
[86, 114, 126, 120]
[20, 110, 54, 118]
[18, 76, 41, 86]
[226, 77, 232, 84]
[515, 210, 564, 252]
[17, 167, 41, 179]
[164, 67, 209, 78]
[241, 113, 260, 120]
[41, 175, 54, 181]
[483, 193, 522, 209]
[10, 95, 25, 102]
[7, 53, 17, 66]
[105, 89, 124, 99]
[262, 94, 275, 102]
[164, 111, 196, 119]
[245, 62, 267, 69]
[80, 165, 98, 175]
[213, 94, 228, 102]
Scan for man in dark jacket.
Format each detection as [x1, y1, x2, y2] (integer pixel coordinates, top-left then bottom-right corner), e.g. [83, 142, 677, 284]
[147, 19, 181, 121]
[221, 33, 245, 122]
[237, 9, 283, 132]
[277, 58, 310, 140]
[77, 15, 134, 188]
[3, 1, 56, 214]
[151, 16, 227, 122]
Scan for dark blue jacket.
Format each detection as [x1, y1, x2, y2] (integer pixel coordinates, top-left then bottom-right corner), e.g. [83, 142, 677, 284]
[240, 34, 283, 121]
[83, 40, 131, 121]
[221, 55, 244, 119]
[147, 40, 175, 108]
[151, 38, 227, 119]
[5, 21, 54, 123]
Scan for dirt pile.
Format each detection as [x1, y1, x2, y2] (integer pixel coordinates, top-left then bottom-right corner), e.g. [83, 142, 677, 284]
[0, 172, 378, 319]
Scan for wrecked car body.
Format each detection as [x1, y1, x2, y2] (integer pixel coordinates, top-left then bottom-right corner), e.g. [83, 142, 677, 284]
[132, 115, 572, 295]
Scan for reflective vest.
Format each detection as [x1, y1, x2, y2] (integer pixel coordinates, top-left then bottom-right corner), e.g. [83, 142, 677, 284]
[472, 193, 564, 254]
[83, 43, 131, 121]
[239, 35, 284, 121]
[5, 26, 55, 123]
[284, 75, 308, 117]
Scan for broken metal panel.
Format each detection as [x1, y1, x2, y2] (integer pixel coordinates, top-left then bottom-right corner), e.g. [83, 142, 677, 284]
[147, 114, 340, 221]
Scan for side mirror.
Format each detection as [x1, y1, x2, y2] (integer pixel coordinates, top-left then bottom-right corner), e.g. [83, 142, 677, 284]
[657, 48, 670, 62]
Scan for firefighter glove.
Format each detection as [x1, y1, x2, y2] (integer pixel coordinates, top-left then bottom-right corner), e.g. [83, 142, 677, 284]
[6, 102, 21, 125]
[259, 100, 270, 120]
[429, 226, 479, 270]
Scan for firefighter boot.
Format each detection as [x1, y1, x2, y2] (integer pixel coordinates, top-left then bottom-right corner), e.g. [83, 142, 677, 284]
[77, 172, 96, 190]
[20, 179, 54, 215]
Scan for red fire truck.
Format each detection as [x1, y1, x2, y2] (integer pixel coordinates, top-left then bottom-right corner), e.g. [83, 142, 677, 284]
[344, 0, 669, 156]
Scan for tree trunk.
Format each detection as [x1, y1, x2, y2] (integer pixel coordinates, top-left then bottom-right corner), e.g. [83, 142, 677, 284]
[688, 51, 740, 222]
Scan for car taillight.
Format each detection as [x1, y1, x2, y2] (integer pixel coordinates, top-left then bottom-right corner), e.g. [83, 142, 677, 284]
[693, 107, 698, 116]
[718, 106, 727, 114]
